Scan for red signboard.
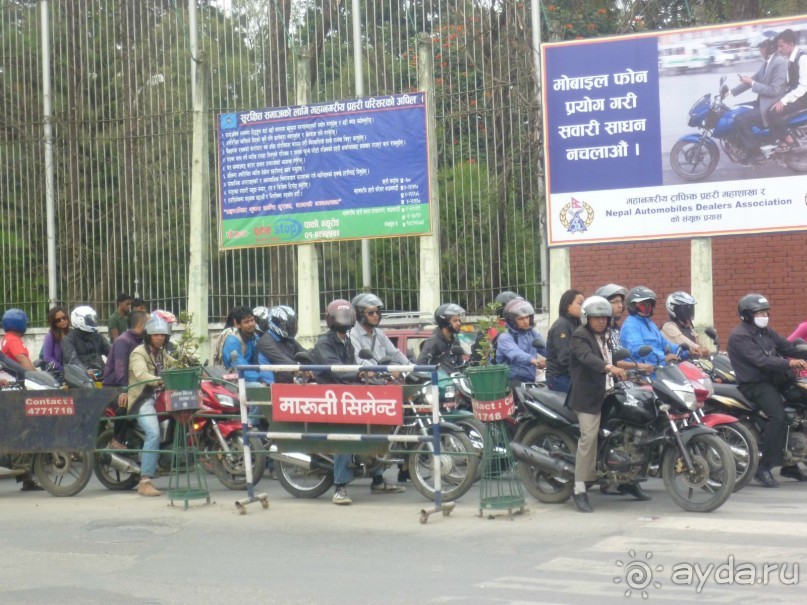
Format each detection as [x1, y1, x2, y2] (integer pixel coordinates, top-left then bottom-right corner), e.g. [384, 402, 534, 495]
[472, 394, 515, 422]
[25, 396, 76, 417]
[272, 384, 403, 425]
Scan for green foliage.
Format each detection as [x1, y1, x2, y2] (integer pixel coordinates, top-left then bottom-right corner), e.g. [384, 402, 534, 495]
[172, 311, 207, 368]
[473, 301, 506, 366]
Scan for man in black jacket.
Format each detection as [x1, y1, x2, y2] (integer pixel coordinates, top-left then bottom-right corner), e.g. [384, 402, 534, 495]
[567, 296, 628, 512]
[416, 303, 466, 371]
[727, 293, 807, 487]
[256, 306, 306, 383]
[312, 299, 404, 505]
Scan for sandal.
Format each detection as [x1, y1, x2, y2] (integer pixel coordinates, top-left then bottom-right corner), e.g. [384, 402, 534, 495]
[109, 438, 127, 450]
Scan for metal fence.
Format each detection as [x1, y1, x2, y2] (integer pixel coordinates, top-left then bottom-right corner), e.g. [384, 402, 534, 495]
[1, 0, 548, 325]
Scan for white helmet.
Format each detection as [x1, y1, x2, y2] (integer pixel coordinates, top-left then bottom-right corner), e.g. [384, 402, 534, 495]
[580, 296, 613, 326]
[144, 317, 171, 336]
[71, 305, 99, 333]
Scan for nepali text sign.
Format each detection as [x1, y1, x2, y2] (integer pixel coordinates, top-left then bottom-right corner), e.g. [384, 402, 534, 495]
[271, 384, 403, 425]
[542, 16, 807, 247]
[217, 93, 430, 249]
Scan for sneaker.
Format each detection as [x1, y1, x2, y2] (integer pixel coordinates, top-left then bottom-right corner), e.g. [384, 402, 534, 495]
[370, 480, 405, 494]
[137, 480, 162, 497]
[332, 486, 352, 505]
[20, 479, 44, 492]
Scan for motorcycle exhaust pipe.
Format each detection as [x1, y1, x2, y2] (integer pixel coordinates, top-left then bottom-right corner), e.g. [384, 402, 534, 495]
[510, 442, 575, 477]
[269, 452, 332, 473]
[107, 453, 141, 475]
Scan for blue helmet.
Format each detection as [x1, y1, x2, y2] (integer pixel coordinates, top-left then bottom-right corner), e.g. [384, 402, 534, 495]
[2, 308, 29, 334]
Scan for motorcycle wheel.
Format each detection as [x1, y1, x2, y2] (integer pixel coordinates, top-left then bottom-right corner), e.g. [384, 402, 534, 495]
[93, 429, 140, 490]
[212, 430, 266, 490]
[275, 456, 334, 498]
[670, 139, 719, 181]
[408, 430, 479, 501]
[32, 450, 93, 497]
[662, 433, 735, 512]
[784, 148, 807, 172]
[711, 422, 759, 492]
[515, 425, 575, 504]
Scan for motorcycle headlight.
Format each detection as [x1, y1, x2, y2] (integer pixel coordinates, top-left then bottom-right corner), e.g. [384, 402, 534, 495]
[444, 385, 456, 399]
[216, 394, 236, 408]
[676, 389, 698, 410]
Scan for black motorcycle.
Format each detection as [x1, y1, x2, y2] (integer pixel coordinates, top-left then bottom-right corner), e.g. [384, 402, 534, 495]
[510, 348, 736, 513]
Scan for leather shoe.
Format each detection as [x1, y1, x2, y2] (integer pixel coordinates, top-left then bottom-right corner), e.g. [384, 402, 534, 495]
[754, 468, 780, 488]
[619, 483, 652, 501]
[572, 492, 593, 513]
[780, 465, 807, 482]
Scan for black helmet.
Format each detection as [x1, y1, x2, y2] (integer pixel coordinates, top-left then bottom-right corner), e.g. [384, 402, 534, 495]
[434, 303, 465, 332]
[494, 291, 521, 317]
[503, 298, 535, 329]
[325, 299, 355, 332]
[580, 296, 612, 326]
[352, 292, 384, 324]
[626, 286, 657, 317]
[737, 293, 770, 323]
[268, 305, 298, 339]
[666, 291, 696, 322]
[594, 284, 628, 302]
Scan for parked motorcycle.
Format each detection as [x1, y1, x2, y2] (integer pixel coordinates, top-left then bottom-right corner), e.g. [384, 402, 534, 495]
[511, 347, 736, 512]
[0, 358, 94, 496]
[271, 353, 480, 502]
[94, 374, 265, 491]
[670, 75, 807, 181]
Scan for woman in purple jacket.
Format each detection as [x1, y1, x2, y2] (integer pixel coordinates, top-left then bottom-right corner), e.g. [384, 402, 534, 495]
[42, 306, 70, 371]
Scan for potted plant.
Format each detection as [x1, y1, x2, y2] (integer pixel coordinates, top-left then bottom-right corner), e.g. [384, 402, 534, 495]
[161, 312, 206, 392]
[465, 301, 510, 402]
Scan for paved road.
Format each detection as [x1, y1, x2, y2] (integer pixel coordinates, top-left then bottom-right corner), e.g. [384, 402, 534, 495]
[2, 469, 806, 605]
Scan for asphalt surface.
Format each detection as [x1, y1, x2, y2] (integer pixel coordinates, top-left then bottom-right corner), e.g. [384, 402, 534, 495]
[2, 464, 807, 605]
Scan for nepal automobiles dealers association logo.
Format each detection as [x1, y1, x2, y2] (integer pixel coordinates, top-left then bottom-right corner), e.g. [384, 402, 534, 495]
[560, 197, 594, 234]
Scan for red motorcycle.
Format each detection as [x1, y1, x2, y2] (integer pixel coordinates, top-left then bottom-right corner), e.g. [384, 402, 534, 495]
[94, 370, 266, 491]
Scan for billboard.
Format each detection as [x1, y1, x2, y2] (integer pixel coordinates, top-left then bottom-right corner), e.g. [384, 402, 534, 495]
[542, 16, 807, 247]
[217, 92, 430, 249]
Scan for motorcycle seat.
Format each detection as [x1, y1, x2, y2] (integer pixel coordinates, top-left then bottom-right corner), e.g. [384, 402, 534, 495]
[713, 383, 757, 409]
[524, 384, 578, 423]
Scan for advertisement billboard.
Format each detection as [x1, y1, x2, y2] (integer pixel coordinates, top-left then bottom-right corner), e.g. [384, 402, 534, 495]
[217, 93, 430, 249]
[542, 16, 807, 247]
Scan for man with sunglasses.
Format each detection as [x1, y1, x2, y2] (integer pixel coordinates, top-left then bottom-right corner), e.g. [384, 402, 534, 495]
[349, 293, 409, 368]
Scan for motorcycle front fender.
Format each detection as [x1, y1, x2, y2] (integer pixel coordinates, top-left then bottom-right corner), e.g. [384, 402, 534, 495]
[698, 412, 738, 428]
[428, 421, 463, 435]
[678, 133, 718, 151]
[679, 424, 718, 445]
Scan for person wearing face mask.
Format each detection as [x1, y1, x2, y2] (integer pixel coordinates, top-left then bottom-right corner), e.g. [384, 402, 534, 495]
[728, 294, 807, 488]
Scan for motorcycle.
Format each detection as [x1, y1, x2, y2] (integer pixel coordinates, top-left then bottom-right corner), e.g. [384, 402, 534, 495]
[0, 357, 94, 497]
[510, 347, 736, 513]
[670, 75, 807, 181]
[271, 353, 480, 502]
[93, 372, 266, 491]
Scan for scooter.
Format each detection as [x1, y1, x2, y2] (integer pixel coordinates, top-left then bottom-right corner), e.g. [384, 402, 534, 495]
[670, 75, 807, 181]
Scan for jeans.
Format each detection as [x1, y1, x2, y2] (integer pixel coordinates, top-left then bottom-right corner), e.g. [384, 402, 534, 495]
[137, 397, 160, 479]
[333, 454, 383, 486]
[245, 381, 264, 426]
[547, 374, 571, 393]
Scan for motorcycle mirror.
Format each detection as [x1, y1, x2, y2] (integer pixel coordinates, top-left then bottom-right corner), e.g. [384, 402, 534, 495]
[294, 350, 313, 364]
[719, 74, 727, 87]
[679, 343, 690, 351]
[638, 345, 653, 357]
[377, 355, 394, 365]
[358, 348, 374, 360]
[704, 326, 718, 340]
[612, 348, 631, 363]
[451, 344, 465, 356]
[531, 338, 543, 349]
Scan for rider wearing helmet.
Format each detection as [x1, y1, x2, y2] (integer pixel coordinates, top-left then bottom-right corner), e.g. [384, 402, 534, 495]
[661, 292, 710, 358]
[61, 305, 111, 376]
[495, 298, 547, 387]
[349, 293, 408, 367]
[470, 291, 522, 364]
[1, 308, 35, 371]
[594, 284, 628, 348]
[568, 296, 632, 513]
[253, 306, 271, 335]
[619, 287, 680, 366]
[127, 315, 177, 497]
[728, 293, 807, 487]
[416, 303, 466, 371]
[312, 298, 405, 505]
[256, 305, 307, 383]
[545, 289, 584, 393]
[724, 32, 787, 162]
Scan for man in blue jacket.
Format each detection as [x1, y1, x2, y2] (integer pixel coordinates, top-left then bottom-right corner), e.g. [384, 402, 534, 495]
[223, 305, 273, 424]
[495, 298, 547, 387]
[619, 286, 680, 366]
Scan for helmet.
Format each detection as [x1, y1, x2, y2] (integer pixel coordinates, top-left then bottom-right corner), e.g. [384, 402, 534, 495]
[253, 306, 271, 333]
[434, 303, 465, 331]
[2, 309, 28, 334]
[144, 316, 171, 336]
[494, 291, 521, 317]
[352, 292, 384, 324]
[594, 284, 628, 302]
[749, 32, 777, 54]
[268, 305, 298, 339]
[151, 310, 177, 333]
[326, 299, 355, 331]
[71, 305, 99, 332]
[625, 286, 657, 317]
[580, 296, 613, 326]
[738, 293, 770, 323]
[503, 299, 535, 329]
[666, 291, 697, 321]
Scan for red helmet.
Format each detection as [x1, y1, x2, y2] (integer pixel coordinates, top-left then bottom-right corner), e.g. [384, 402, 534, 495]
[326, 299, 355, 331]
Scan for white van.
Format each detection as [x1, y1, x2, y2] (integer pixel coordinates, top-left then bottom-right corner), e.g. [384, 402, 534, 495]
[658, 42, 712, 74]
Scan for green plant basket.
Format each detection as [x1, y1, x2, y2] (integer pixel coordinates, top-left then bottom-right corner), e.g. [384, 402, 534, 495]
[161, 367, 202, 391]
[466, 364, 510, 401]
